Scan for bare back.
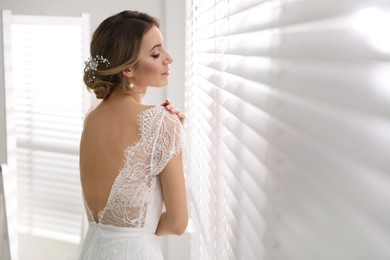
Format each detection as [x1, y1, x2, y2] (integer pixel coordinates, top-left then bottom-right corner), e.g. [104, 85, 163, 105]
[79, 96, 154, 222]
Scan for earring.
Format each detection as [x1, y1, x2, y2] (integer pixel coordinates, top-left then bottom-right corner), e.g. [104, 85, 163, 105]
[126, 83, 134, 90]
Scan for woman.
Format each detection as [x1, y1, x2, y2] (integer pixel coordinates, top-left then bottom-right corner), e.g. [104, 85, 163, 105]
[79, 10, 188, 260]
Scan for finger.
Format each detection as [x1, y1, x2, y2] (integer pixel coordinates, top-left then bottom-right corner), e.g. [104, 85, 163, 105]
[161, 99, 171, 107]
[166, 104, 175, 110]
[178, 112, 186, 123]
[171, 108, 181, 114]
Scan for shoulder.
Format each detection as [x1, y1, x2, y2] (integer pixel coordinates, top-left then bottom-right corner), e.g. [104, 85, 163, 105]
[138, 106, 182, 144]
[82, 105, 98, 129]
[140, 106, 181, 128]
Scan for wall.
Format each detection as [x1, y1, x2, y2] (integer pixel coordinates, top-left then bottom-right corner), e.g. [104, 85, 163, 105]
[0, 0, 162, 37]
[0, 8, 7, 164]
[163, 0, 186, 110]
[0, 167, 11, 260]
[0, 0, 187, 259]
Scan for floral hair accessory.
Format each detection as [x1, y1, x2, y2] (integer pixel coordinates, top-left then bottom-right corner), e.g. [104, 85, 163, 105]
[84, 55, 110, 83]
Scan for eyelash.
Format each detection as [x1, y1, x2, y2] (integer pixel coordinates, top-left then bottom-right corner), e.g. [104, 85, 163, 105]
[152, 53, 160, 58]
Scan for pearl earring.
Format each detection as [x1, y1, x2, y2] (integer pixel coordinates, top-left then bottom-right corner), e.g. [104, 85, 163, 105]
[127, 83, 134, 90]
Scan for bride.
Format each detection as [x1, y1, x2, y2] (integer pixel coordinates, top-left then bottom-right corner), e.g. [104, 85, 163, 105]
[79, 10, 188, 260]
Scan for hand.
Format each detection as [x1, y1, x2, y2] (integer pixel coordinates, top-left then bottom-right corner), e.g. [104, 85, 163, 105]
[161, 99, 186, 124]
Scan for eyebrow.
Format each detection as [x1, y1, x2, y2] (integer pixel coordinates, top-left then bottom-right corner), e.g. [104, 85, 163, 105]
[149, 44, 162, 52]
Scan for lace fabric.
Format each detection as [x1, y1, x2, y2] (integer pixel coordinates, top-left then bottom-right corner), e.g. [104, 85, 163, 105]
[79, 106, 183, 260]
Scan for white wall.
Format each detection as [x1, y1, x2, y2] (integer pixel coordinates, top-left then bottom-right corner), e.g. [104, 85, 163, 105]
[0, 0, 187, 259]
[0, 167, 11, 260]
[0, 0, 162, 36]
[163, 0, 186, 110]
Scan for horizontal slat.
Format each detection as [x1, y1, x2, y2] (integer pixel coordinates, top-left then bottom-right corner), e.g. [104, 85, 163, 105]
[227, 0, 370, 33]
[267, 177, 390, 259]
[19, 198, 82, 213]
[219, 125, 268, 186]
[217, 146, 266, 226]
[18, 212, 82, 225]
[15, 102, 83, 113]
[16, 141, 79, 154]
[218, 87, 390, 178]
[268, 93, 390, 171]
[201, 25, 390, 60]
[266, 130, 390, 226]
[17, 148, 79, 162]
[193, 4, 390, 60]
[16, 129, 80, 139]
[17, 176, 81, 190]
[209, 55, 390, 117]
[193, 0, 382, 35]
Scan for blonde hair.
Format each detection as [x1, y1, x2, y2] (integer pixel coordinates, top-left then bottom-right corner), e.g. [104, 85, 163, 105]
[83, 10, 160, 99]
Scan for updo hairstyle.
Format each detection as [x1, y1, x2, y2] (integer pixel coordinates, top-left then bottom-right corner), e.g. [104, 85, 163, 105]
[83, 10, 160, 99]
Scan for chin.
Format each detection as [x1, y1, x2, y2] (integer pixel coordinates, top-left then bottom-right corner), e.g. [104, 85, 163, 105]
[150, 84, 168, 88]
[151, 81, 169, 88]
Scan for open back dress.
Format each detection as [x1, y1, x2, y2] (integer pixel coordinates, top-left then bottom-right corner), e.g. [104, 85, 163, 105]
[79, 106, 182, 260]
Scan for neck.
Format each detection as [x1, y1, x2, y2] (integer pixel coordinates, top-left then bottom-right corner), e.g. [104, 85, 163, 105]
[126, 89, 146, 104]
[110, 86, 148, 104]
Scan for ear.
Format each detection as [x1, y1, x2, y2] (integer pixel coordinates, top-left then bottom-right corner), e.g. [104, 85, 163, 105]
[122, 67, 134, 78]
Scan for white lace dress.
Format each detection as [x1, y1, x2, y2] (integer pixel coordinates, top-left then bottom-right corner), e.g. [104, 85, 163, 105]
[79, 106, 183, 260]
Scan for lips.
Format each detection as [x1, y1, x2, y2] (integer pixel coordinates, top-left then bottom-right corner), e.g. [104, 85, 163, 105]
[162, 71, 169, 76]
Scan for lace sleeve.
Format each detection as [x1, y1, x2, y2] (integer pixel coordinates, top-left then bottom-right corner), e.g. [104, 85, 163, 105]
[150, 109, 183, 176]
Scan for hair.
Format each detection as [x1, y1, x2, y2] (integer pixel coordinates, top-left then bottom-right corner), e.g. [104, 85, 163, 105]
[83, 10, 160, 99]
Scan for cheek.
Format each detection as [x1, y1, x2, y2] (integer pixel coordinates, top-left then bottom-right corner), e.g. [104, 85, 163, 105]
[136, 60, 159, 75]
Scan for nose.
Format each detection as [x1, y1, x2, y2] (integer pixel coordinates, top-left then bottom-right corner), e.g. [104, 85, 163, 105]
[164, 51, 173, 64]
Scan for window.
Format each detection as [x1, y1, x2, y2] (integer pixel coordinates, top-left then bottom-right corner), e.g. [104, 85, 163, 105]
[3, 11, 90, 244]
[185, 0, 390, 259]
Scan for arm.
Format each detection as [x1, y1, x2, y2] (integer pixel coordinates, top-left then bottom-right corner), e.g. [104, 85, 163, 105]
[155, 152, 188, 236]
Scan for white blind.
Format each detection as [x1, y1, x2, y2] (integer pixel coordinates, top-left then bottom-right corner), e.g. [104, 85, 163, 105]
[185, 0, 390, 259]
[8, 13, 89, 243]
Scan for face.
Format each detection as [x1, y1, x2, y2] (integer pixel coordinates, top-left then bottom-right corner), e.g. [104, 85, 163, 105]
[130, 26, 173, 88]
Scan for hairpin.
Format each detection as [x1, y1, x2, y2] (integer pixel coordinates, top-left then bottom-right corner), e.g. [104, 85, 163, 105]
[84, 55, 110, 83]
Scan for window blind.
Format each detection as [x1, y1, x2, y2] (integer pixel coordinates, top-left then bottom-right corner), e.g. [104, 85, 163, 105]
[185, 0, 390, 259]
[6, 13, 90, 243]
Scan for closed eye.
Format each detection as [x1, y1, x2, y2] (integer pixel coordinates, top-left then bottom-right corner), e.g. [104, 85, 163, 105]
[152, 53, 160, 58]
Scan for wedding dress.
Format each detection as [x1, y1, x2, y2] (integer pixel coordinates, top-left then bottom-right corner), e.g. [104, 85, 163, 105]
[79, 106, 183, 260]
